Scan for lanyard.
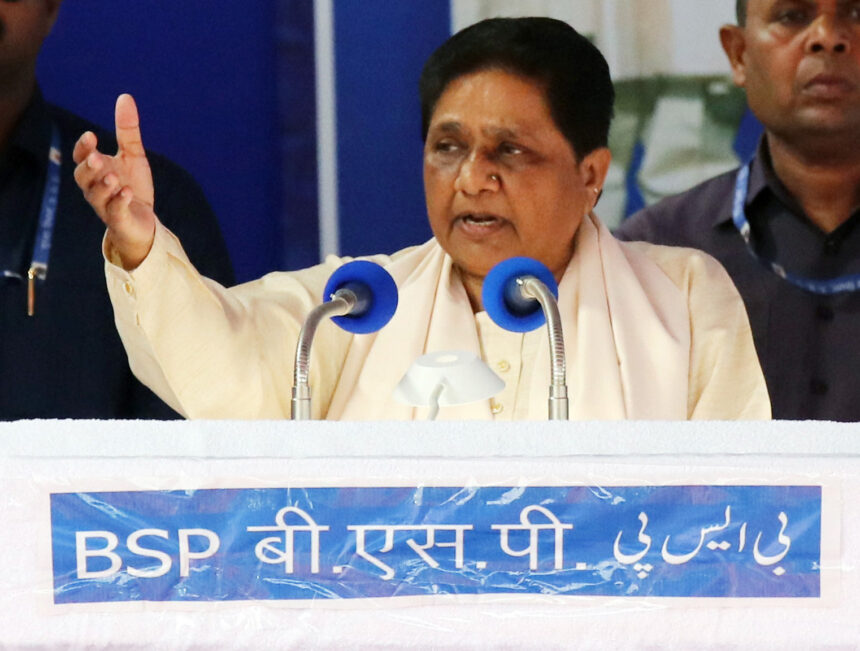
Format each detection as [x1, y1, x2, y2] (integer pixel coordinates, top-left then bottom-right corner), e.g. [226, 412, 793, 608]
[25, 124, 62, 316]
[732, 161, 860, 295]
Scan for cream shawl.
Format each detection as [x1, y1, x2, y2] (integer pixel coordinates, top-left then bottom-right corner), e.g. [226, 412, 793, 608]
[325, 214, 689, 420]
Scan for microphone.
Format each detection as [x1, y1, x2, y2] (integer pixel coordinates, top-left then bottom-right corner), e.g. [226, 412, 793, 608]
[482, 257, 568, 420]
[291, 260, 398, 420]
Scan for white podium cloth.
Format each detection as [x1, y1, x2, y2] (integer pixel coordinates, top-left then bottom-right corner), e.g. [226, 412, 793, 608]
[1, 419, 857, 649]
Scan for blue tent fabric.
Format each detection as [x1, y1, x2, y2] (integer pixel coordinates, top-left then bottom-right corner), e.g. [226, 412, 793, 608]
[277, 0, 320, 271]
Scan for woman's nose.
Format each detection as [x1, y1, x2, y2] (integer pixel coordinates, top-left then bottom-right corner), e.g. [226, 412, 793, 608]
[453, 152, 501, 195]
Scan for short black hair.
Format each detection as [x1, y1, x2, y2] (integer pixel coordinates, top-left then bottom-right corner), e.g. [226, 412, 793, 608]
[737, 0, 748, 26]
[419, 17, 614, 159]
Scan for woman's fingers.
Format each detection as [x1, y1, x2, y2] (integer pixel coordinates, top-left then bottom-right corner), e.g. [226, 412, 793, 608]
[72, 131, 97, 165]
[74, 153, 116, 213]
[115, 94, 146, 159]
[84, 174, 124, 217]
[73, 151, 104, 187]
[104, 187, 134, 223]
[74, 94, 157, 269]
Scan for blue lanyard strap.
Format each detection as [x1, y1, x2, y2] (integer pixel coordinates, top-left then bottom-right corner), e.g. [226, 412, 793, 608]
[26, 123, 62, 316]
[30, 123, 62, 276]
[732, 161, 860, 295]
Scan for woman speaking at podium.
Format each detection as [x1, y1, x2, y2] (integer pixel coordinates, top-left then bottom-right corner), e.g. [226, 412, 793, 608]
[73, 18, 769, 420]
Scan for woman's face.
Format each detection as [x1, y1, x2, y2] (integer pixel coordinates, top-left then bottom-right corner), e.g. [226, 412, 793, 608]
[423, 68, 609, 294]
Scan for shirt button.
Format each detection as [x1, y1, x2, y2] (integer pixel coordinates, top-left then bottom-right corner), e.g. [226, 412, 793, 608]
[123, 281, 135, 297]
[810, 379, 829, 396]
[496, 360, 511, 373]
[490, 400, 504, 415]
[816, 305, 834, 321]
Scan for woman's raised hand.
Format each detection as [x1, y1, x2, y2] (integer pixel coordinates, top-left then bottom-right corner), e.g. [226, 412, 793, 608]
[74, 94, 157, 269]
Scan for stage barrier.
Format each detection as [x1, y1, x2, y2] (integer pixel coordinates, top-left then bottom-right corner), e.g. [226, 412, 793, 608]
[1, 419, 857, 648]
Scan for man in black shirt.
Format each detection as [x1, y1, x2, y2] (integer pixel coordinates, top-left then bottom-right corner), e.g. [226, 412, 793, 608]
[0, 0, 234, 419]
[616, 0, 860, 421]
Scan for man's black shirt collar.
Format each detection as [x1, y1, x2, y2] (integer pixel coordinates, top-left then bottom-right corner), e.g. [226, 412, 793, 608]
[714, 136, 860, 243]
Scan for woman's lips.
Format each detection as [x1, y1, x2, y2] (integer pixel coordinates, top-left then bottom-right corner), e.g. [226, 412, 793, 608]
[454, 213, 509, 238]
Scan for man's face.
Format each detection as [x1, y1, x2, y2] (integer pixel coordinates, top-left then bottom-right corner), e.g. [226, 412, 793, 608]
[0, 0, 61, 89]
[723, 0, 860, 141]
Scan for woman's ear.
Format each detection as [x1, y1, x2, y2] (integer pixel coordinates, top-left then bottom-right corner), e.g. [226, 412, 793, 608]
[580, 147, 611, 211]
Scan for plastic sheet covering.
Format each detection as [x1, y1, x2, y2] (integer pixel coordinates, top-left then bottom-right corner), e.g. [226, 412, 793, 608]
[0, 419, 858, 649]
[52, 485, 820, 603]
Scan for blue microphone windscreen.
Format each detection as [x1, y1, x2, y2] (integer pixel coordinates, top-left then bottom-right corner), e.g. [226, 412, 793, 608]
[323, 260, 398, 334]
[482, 257, 558, 332]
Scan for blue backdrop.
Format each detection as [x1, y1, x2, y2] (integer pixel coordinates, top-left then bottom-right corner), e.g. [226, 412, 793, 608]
[37, 0, 450, 282]
[38, 1, 282, 282]
[333, 1, 446, 259]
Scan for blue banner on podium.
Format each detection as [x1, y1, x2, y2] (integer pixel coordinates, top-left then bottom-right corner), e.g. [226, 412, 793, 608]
[50, 485, 821, 603]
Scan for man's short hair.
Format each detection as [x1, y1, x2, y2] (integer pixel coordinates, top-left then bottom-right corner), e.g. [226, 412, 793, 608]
[737, 0, 748, 26]
[418, 17, 615, 159]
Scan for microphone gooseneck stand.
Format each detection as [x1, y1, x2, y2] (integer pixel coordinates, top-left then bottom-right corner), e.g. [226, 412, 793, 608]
[289, 259, 399, 421]
[291, 288, 358, 420]
[516, 277, 568, 420]
[483, 256, 569, 421]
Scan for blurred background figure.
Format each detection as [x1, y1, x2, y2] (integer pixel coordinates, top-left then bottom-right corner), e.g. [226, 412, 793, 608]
[0, 0, 233, 419]
[618, 0, 860, 421]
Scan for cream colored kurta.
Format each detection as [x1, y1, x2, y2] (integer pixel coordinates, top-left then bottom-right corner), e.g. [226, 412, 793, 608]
[104, 214, 770, 420]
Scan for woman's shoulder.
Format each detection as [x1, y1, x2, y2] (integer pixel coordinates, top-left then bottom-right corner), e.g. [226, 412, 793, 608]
[615, 235, 769, 420]
[618, 239, 738, 298]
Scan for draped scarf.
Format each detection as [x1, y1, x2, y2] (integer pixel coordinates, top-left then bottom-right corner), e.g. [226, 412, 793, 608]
[325, 214, 689, 420]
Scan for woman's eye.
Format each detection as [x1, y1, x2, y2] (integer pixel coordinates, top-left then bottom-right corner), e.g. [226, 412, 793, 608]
[499, 142, 523, 156]
[434, 140, 460, 153]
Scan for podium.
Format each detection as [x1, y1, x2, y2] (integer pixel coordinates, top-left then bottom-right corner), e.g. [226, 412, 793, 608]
[1, 419, 858, 648]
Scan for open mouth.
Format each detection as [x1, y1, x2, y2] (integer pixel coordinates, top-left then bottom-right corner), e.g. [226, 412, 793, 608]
[457, 213, 504, 227]
[453, 213, 509, 239]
